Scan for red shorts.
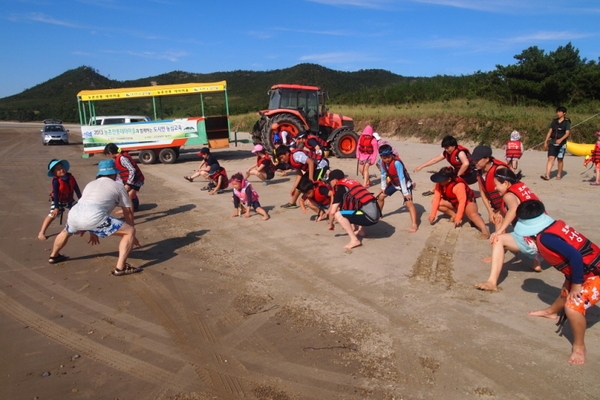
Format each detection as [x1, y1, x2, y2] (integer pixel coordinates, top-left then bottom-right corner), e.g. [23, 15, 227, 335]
[566, 276, 600, 315]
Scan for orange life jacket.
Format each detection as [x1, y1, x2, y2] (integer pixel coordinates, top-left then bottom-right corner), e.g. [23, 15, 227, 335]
[501, 182, 539, 216]
[505, 140, 523, 159]
[592, 144, 600, 164]
[536, 220, 600, 280]
[440, 178, 475, 209]
[477, 159, 508, 211]
[288, 148, 322, 172]
[51, 173, 77, 205]
[335, 178, 376, 210]
[381, 156, 411, 187]
[303, 134, 329, 152]
[115, 152, 145, 184]
[257, 154, 275, 173]
[312, 181, 332, 206]
[358, 134, 374, 154]
[444, 145, 475, 175]
[209, 167, 229, 189]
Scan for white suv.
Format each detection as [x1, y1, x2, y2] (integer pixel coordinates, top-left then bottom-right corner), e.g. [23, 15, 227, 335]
[88, 115, 151, 125]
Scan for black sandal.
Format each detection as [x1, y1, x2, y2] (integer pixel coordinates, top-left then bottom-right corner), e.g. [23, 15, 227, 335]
[112, 263, 142, 276]
[48, 254, 69, 264]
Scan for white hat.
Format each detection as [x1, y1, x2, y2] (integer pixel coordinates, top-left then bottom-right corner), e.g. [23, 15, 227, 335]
[373, 132, 381, 141]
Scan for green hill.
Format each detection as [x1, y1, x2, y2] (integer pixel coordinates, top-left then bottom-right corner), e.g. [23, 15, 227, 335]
[0, 64, 408, 122]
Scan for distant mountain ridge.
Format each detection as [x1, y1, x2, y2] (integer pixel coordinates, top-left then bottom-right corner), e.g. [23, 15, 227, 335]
[0, 64, 408, 122]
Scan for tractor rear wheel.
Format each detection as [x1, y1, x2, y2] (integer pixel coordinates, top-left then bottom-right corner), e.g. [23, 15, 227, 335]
[261, 114, 305, 153]
[331, 128, 358, 158]
[251, 119, 265, 144]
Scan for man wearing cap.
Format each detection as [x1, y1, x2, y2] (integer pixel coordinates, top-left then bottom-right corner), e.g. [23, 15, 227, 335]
[472, 145, 509, 230]
[245, 144, 275, 185]
[327, 169, 381, 249]
[296, 131, 329, 156]
[514, 200, 600, 365]
[184, 147, 220, 182]
[48, 159, 141, 276]
[541, 106, 571, 181]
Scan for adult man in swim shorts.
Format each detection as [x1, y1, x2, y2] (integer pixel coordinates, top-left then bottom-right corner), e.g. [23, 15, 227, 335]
[541, 106, 571, 181]
[48, 159, 141, 276]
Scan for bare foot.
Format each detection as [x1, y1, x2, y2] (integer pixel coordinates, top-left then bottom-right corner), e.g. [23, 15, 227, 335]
[531, 265, 542, 272]
[262, 215, 270, 221]
[37, 233, 47, 241]
[477, 232, 490, 240]
[354, 227, 367, 237]
[474, 282, 498, 291]
[527, 309, 559, 320]
[481, 256, 492, 263]
[408, 224, 418, 233]
[556, 176, 562, 181]
[568, 345, 586, 365]
[343, 240, 362, 250]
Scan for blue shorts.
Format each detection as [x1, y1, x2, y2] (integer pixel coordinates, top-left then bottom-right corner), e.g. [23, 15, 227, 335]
[384, 185, 413, 200]
[66, 216, 124, 238]
[510, 232, 538, 258]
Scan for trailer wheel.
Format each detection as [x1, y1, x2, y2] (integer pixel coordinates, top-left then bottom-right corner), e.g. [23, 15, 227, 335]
[159, 148, 177, 164]
[139, 149, 157, 165]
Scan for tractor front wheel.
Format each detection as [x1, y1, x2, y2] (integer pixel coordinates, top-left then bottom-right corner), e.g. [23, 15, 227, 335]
[331, 128, 358, 158]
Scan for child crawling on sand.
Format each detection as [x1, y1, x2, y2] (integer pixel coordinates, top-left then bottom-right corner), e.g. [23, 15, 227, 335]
[230, 173, 269, 220]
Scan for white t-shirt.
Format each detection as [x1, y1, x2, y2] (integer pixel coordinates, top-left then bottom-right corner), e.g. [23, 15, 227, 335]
[67, 177, 131, 230]
[292, 151, 328, 170]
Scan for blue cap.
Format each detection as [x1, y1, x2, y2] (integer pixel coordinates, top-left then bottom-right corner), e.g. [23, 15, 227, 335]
[97, 159, 119, 176]
[47, 159, 70, 178]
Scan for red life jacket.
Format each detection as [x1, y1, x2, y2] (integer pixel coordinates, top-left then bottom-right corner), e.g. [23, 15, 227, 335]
[478, 159, 508, 211]
[288, 149, 322, 172]
[257, 154, 275, 173]
[536, 220, 600, 279]
[440, 178, 475, 209]
[501, 182, 540, 216]
[505, 140, 523, 159]
[209, 167, 229, 189]
[381, 156, 412, 187]
[304, 135, 329, 152]
[444, 145, 475, 175]
[335, 178, 376, 210]
[115, 152, 145, 184]
[592, 144, 600, 164]
[358, 134, 374, 154]
[312, 181, 332, 206]
[51, 173, 77, 205]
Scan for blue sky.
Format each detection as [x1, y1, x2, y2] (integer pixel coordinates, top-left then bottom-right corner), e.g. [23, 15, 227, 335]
[2, 0, 599, 98]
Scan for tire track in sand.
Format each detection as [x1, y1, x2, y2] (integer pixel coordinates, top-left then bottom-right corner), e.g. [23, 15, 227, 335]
[410, 221, 458, 289]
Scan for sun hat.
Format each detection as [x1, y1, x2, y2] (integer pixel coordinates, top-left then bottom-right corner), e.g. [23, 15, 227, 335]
[47, 159, 70, 178]
[471, 145, 493, 161]
[198, 147, 210, 155]
[96, 159, 120, 177]
[251, 144, 264, 153]
[430, 168, 455, 183]
[373, 132, 381, 141]
[510, 130, 521, 141]
[514, 214, 555, 237]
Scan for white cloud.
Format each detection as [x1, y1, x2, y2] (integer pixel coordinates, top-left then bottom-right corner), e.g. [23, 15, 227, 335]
[502, 31, 592, 43]
[306, 0, 394, 9]
[102, 49, 189, 62]
[299, 51, 373, 64]
[21, 12, 83, 28]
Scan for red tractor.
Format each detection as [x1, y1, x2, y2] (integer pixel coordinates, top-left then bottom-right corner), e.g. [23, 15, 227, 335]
[251, 84, 358, 158]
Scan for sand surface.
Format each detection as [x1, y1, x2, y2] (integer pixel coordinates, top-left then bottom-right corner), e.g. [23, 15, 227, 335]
[1, 122, 599, 399]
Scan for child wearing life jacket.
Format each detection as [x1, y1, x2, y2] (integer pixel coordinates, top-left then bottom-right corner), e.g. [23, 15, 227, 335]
[504, 130, 524, 172]
[246, 144, 275, 185]
[377, 144, 418, 233]
[414, 135, 477, 196]
[475, 167, 543, 291]
[184, 147, 221, 183]
[230, 173, 269, 220]
[38, 159, 82, 241]
[103, 143, 145, 212]
[206, 166, 229, 195]
[590, 131, 600, 186]
[472, 145, 509, 231]
[298, 179, 333, 222]
[515, 200, 600, 365]
[355, 125, 378, 188]
[428, 166, 489, 237]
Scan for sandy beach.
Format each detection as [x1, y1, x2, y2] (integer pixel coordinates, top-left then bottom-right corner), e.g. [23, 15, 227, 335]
[1, 122, 599, 399]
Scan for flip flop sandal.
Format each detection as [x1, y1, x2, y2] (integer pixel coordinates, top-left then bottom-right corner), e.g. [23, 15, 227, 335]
[540, 175, 549, 181]
[183, 176, 193, 182]
[112, 263, 142, 276]
[200, 186, 209, 191]
[280, 202, 299, 209]
[421, 190, 434, 196]
[48, 254, 69, 264]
